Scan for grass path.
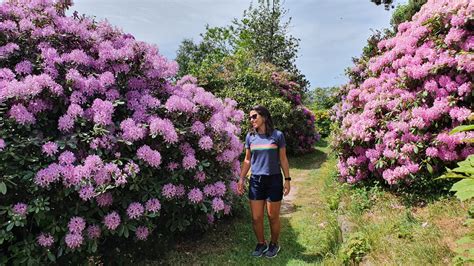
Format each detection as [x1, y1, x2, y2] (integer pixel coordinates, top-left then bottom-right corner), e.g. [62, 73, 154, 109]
[143, 140, 471, 265]
[150, 141, 340, 265]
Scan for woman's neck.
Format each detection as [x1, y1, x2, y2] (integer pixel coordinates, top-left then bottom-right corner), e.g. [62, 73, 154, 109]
[257, 125, 266, 134]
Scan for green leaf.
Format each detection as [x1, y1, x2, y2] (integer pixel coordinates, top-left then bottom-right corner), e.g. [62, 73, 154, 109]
[0, 182, 6, 195]
[458, 160, 472, 168]
[452, 166, 474, 175]
[118, 224, 125, 236]
[91, 241, 97, 253]
[450, 125, 474, 134]
[426, 163, 433, 174]
[438, 171, 465, 179]
[6, 222, 14, 231]
[47, 251, 56, 262]
[468, 155, 474, 166]
[450, 179, 474, 201]
[124, 227, 129, 238]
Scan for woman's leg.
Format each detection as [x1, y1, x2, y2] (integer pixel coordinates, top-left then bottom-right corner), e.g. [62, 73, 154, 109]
[266, 200, 282, 244]
[249, 200, 266, 243]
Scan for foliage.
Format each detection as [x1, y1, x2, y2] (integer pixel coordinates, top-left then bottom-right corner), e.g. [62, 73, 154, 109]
[438, 123, 474, 265]
[438, 122, 474, 200]
[390, 0, 428, 30]
[311, 110, 331, 138]
[307, 87, 339, 110]
[340, 232, 371, 264]
[234, 0, 308, 89]
[175, 26, 235, 84]
[332, 0, 473, 187]
[0, 0, 244, 263]
[370, 0, 395, 10]
[208, 51, 319, 154]
[176, 0, 307, 88]
[441, 154, 474, 201]
[306, 87, 339, 138]
[175, 1, 318, 155]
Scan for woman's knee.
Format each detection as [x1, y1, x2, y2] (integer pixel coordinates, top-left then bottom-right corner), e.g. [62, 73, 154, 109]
[267, 212, 280, 223]
[251, 214, 264, 224]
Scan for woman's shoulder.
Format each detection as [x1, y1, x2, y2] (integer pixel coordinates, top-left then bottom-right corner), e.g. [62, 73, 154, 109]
[272, 129, 284, 137]
[245, 131, 255, 141]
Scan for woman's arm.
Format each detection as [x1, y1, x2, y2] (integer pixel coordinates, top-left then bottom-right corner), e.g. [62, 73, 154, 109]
[237, 149, 251, 194]
[279, 147, 291, 196]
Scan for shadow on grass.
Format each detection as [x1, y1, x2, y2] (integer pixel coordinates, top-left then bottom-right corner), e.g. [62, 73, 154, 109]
[315, 138, 329, 148]
[290, 148, 328, 170]
[108, 206, 329, 265]
[160, 215, 325, 265]
[348, 177, 455, 209]
[277, 216, 326, 264]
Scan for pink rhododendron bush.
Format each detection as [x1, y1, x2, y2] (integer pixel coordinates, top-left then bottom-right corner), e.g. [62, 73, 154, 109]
[332, 0, 473, 186]
[0, 0, 244, 263]
[271, 72, 320, 154]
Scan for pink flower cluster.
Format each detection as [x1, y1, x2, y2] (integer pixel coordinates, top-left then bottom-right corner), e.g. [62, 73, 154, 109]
[333, 0, 473, 185]
[65, 216, 86, 249]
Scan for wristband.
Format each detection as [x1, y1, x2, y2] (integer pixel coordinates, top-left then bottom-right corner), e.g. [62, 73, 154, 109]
[285, 177, 291, 181]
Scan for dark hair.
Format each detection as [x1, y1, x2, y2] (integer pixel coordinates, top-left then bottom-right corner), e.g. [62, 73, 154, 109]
[250, 105, 275, 136]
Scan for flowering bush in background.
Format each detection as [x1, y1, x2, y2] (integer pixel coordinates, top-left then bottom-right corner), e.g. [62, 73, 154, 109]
[271, 72, 320, 154]
[175, 43, 319, 154]
[214, 56, 319, 155]
[0, 0, 244, 263]
[332, 0, 473, 186]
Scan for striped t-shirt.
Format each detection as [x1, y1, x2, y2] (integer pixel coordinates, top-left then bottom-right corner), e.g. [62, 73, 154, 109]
[245, 130, 286, 175]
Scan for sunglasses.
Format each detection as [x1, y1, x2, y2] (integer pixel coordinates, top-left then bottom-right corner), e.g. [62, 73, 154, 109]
[249, 114, 258, 121]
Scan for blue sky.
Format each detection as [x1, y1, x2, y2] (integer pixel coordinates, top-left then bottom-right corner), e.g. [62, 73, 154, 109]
[69, 0, 406, 89]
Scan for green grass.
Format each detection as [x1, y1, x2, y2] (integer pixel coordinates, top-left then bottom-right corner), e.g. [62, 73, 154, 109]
[327, 179, 472, 265]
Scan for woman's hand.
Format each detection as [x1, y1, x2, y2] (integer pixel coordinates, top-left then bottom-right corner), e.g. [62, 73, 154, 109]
[283, 180, 291, 196]
[237, 178, 246, 195]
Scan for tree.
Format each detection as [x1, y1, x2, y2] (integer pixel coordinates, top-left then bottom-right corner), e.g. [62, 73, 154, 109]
[370, 0, 395, 10]
[307, 87, 339, 110]
[390, 0, 428, 29]
[175, 0, 308, 90]
[174, 0, 319, 154]
[175, 26, 235, 79]
[235, 0, 308, 89]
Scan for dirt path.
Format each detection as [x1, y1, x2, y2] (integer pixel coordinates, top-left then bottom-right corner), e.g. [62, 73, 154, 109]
[280, 185, 297, 217]
[280, 167, 311, 217]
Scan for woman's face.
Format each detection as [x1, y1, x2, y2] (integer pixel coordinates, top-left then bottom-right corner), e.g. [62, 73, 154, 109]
[249, 110, 264, 130]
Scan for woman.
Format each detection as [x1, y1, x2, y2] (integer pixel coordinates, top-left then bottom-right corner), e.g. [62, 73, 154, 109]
[237, 105, 291, 258]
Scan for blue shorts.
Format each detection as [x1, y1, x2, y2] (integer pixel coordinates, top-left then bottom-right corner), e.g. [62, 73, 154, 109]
[248, 173, 283, 202]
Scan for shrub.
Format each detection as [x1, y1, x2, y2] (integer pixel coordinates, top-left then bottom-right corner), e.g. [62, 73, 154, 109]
[438, 122, 474, 264]
[215, 53, 319, 154]
[0, 0, 243, 263]
[332, 0, 473, 186]
[312, 110, 331, 138]
[340, 232, 371, 263]
[175, 5, 319, 155]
